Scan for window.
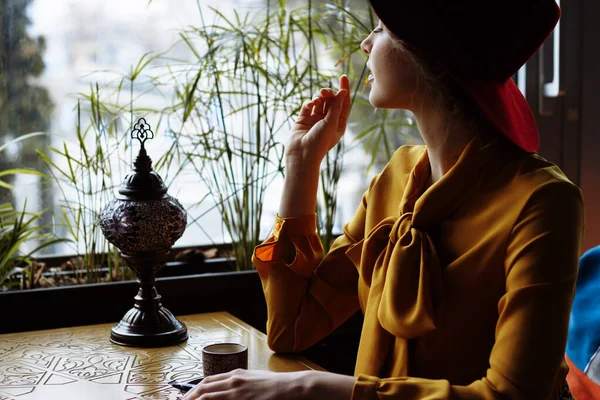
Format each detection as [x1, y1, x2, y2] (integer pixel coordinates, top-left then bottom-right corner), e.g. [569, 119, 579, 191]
[1, 0, 420, 265]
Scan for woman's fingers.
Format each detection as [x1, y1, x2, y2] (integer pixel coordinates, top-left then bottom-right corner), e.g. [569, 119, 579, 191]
[320, 88, 335, 98]
[298, 100, 314, 117]
[338, 75, 351, 133]
[298, 97, 324, 119]
[339, 74, 350, 93]
[321, 88, 336, 113]
[201, 371, 234, 385]
[183, 381, 228, 399]
[324, 89, 347, 124]
[296, 82, 348, 123]
[312, 98, 326, 115]
[182, 373, 236, 399]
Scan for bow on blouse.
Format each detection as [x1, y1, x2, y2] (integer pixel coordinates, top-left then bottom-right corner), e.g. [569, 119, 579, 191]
[346, 212, 442, 376]
[346, 212, 443, 341]
[345, 209, 444, 377]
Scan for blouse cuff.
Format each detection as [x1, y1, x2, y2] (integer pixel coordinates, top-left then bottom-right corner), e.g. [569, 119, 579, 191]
[272, 213, 317, 238]
[252, 214, 320, 278]
[351, 374, 380, 400]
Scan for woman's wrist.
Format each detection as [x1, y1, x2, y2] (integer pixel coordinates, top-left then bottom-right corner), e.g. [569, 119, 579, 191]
[301, 370, 357, 400]
[278, 163, 321, 218]
[284, 148, 324, 170]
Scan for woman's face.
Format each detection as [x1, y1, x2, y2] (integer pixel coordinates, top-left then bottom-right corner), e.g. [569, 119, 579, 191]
[361, 21, 422, 110]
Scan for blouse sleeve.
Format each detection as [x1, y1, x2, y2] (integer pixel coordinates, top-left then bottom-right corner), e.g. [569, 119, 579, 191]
[351, 181, 584, 399]
[251, 194, 367, 353]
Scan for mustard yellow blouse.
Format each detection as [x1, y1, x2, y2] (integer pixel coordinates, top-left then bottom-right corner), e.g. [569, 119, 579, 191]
[252, 137, 584, 399]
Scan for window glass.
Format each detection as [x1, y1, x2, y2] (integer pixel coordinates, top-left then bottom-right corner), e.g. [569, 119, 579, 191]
[2, 0, 420, 258]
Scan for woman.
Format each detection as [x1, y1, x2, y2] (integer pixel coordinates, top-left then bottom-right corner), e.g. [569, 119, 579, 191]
[183, 0, 584, 399]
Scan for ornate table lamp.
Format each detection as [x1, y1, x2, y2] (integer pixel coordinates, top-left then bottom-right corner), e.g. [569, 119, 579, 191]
[100, 118, 188, 347]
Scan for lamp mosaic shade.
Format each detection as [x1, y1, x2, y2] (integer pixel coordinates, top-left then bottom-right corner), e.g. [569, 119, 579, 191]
[100, 196, 186, 253]
[99, 117, 187, 254]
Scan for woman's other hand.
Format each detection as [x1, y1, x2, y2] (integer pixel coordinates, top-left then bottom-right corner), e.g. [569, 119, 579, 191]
[286, 75, 351, 168]
[181, 369, 305, 400]
[181, 369, 356, 400]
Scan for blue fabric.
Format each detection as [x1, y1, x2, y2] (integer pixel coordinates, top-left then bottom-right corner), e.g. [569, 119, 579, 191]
[567, 245, 600, 372]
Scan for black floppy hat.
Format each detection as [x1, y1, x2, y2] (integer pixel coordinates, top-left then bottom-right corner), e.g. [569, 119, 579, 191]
[367, 0, 561, 152]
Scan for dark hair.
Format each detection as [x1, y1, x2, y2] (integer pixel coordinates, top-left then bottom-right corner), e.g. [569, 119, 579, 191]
[390, 36, 501, 148]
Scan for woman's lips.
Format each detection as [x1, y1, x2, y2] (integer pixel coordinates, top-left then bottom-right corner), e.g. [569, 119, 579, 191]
[368, 74, 374, 83]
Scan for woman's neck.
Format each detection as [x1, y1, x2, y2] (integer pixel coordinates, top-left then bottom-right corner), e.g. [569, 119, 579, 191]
[412, 105, 476, 185]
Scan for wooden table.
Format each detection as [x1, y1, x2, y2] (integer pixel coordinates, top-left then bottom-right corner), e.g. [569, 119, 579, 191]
[0, 312, 325, 399]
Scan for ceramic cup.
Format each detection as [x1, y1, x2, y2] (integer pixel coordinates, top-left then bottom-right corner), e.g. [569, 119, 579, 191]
[202, 343, 248, 376]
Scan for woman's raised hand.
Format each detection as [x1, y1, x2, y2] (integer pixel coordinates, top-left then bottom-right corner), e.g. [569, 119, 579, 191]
[277, 75, 350, 217]
[285, 75, 351, 168]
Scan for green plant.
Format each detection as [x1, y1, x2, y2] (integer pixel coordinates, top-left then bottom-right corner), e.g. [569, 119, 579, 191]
[0, 134, 70, 289]
[57, 0, 363, 271]
[36, 96, 130, 283]
[169, 0, 348, 268]
[23, 0, 418, 279]
[154, 0, 385, 266]
[0, 202, 68, 289]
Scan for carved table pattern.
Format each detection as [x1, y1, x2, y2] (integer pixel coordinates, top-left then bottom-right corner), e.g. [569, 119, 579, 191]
[0, 312, 324, 399]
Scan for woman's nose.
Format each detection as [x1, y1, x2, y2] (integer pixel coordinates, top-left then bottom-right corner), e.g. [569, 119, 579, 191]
[361, 37, 371, 55]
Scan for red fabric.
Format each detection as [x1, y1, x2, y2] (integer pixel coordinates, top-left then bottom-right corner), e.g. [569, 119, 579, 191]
[565, 354, 600, 400]
[464, 78, 539, 153]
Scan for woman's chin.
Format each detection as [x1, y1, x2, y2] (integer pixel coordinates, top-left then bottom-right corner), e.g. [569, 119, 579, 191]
[368, 91, 383, 108]
[369, 91, 406, 110]
[369, 93, 391, 109]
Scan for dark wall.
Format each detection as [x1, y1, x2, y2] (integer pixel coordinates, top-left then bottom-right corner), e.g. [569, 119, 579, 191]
[580, 0, 600, 253]
[529, 0, 598, 254]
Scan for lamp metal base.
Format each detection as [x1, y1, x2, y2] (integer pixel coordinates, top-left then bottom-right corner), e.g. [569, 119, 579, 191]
[110, 306, 188, 347]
